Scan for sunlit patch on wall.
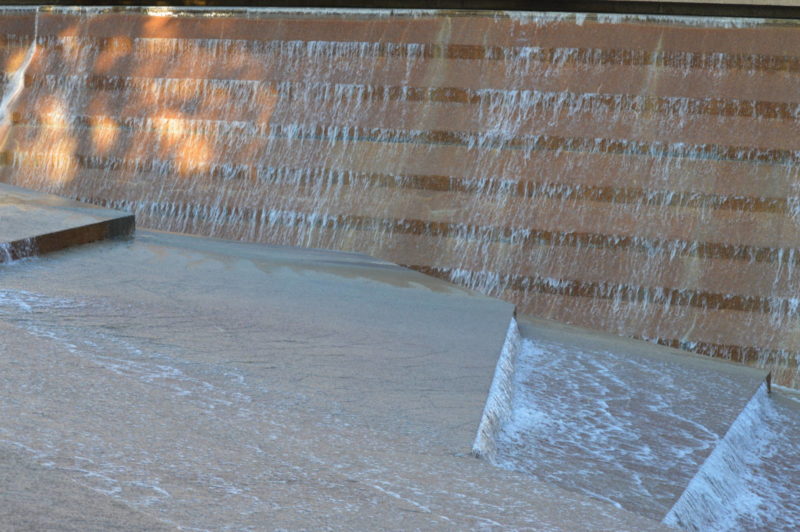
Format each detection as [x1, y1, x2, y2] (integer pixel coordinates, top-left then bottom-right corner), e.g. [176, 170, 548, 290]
[90, 115, 118, 155]
[5, 48, 28, 74]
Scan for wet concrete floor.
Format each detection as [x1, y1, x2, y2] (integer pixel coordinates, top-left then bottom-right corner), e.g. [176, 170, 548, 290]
[0, 230, 671, 530]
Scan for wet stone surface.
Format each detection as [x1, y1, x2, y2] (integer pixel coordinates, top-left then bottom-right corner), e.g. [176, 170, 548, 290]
[0, 183, 133, 261]
[493, 321, 765, 521]
[0, 231, 670, 531]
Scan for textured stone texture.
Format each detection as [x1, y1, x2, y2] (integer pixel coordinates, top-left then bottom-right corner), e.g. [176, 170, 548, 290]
[1, 7, 799, 385]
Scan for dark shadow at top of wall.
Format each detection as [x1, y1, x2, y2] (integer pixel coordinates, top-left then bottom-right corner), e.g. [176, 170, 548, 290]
[8, 1, 800, 20]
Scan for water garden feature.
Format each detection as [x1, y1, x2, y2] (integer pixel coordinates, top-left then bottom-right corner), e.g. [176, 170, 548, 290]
[0, 5, 798, 530]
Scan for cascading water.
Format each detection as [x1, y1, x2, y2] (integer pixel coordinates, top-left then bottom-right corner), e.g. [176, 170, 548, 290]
[0, 7, 798, 529]
[0, 238, 35, 263]
[0, 9, 36, 147]
[472, 317, 521, 460]
[0, 242, 12, 263]
[664, 383, 800, 531]
[480, 322, 800, 529]
[0, 6, 799, 388]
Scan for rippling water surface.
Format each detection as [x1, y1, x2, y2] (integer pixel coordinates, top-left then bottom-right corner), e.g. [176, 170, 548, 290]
[489, 333, 799, 529]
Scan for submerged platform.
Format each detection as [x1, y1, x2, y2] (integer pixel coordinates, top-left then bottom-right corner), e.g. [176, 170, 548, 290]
[0, 183, 133, 262]
[2, 192, 795, 530]
[487, 316, 771, 525]
[0, 227, 671, 530]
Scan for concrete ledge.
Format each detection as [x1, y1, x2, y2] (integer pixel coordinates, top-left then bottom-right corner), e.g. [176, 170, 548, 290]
[0, 184, 134, 263]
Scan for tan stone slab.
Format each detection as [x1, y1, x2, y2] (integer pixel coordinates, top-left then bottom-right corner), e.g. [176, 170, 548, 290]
[384, 232, 800, 300]
[7, 132, 799, 201]
[50, 170, 797, 250]
[517, 289, 800, 355]
[273, 96, 800, 152]
[0, 12, 34, 36]
[0, 183, 133, 261]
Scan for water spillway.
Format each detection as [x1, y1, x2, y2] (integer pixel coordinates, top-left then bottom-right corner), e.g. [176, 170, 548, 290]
[1, 7, 799, 386]
[475, 316, 799, 530]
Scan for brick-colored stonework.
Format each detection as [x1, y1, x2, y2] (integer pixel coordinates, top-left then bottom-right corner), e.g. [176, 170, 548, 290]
[1, 7, 798, 386]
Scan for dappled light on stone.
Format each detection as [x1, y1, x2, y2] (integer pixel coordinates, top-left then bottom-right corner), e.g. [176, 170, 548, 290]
[0, 5, 798, 531]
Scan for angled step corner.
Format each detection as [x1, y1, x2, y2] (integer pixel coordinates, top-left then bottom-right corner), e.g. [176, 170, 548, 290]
[477, 315, 771, 524]
[0, 183, 134, 263]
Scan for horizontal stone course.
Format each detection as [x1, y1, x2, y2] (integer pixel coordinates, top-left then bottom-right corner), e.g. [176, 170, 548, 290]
[32, 11, 800, 56]
[19, 38, 800, 104]
[2, 7, 799, 385]
[55, 191, 800, 275]
[518, 290, 799, 353]
[28, 31, 800, 73]
[13, 78, 800, 154]
[404, 236, 800, 298]
[6, 138, 799, 200]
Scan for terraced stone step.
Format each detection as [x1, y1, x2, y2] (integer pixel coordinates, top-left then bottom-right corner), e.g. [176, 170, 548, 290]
[514, 291, 799, 376]
[404, 232, 800, 291]
[6, 170, 796, 270]
[16, 94, 791, 153]
[9, 98, 800, 158]
[29, 11, 800, 57]
[479, 314, 772, 522]
[8, 117, 800, 171]
[4, 144, 798, 202]
[32, 39, 800, 75]
[409, 267, 800, 365]
[415, 266, 800, 315]
[22, 58, 800, 105]
[19, 75, 800, 123]
[0, 183, 133, 262]
[50, 191, 798, 298]
[43, 180, 798, 249]
[20, 35, 800, 103]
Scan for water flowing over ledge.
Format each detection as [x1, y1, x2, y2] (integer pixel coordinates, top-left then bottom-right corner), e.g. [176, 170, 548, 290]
[663, 382, 800, 531]
[477, 323, 779, 524]
[0, 238, 36, 263]
[0, 6, 799, 387]
[0, 13, 36, 132]
[472, 316, 521, 460]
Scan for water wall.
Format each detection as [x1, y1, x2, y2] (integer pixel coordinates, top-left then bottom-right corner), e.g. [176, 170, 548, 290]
[1, 6, 799, 386]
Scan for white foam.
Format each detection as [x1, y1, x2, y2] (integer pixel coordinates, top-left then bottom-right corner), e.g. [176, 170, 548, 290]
[0, 11, 36, 130]
[472, 317, 521, 459]
[0, 243, 12, 263]
[664, 383, 799, 531]
[481, 336, 765, 520]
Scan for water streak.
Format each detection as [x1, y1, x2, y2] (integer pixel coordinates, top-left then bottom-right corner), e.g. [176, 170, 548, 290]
[0, 7, 798, 385]
[486, 335, 765, 521]
[663, 383, 800, 531]
[0, 11, 36, 139]
[472, 317, 521, 460]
